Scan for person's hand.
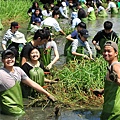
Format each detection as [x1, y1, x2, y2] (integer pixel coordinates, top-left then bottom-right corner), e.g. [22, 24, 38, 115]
[47, 94, 56, 102]
[50, 78, 59, 84]
[83, 55, 90, 60]
[46, 64, 52, 70]
[69, 3, 73, 6]
[95, 45, 101, 50]
[90, 57, 95, 61]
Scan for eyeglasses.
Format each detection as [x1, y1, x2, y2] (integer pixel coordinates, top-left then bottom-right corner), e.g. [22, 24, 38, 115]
[4, 55, 15, 59]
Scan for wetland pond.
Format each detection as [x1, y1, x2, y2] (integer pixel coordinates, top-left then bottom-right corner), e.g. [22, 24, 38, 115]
[0, 13, 120, 120]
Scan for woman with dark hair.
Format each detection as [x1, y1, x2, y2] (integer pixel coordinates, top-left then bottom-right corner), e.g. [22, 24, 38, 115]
[27, 1, 40, 17]
[31, 8, 43, 24]
[21, 47, 58, 98]
[41, 10, 66, 35]
[0, 49, 56, 116]
[39, 27, 59, 69]
[42, 4, 52, 17]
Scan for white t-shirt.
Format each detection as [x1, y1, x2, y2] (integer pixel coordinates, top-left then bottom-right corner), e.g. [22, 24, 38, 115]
[42, 10, 52, 17]
[0, 67, 28, 91]
[41, 17, 61, 32]
[107, 1, 117, 9]
[46, 40, 58, 51]
[72, 18, 81, 28]
[59, 6, 68, 18]
[87, 7, 94, 13]
[30, 24, 42, 33]
[98, 6, 105, 12]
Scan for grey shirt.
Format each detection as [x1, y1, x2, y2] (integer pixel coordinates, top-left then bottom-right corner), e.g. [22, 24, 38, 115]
[0, 66, 29, 92]
[71, 39, 92, 55]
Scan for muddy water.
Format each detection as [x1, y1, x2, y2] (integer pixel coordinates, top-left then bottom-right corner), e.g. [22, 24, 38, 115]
[0, 13, 120, 120]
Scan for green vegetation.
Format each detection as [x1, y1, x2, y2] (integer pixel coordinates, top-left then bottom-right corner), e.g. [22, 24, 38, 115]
[0, 0, 42, 25]
[26, 57, 106, 109]
[50, 57, 106, 106]
[1, 0, 120, 109]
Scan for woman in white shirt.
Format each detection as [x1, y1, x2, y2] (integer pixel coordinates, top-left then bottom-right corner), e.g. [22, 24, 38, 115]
[42, 4, 52, 18]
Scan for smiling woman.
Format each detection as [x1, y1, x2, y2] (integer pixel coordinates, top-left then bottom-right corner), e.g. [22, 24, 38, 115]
[0, 49, 56, 116]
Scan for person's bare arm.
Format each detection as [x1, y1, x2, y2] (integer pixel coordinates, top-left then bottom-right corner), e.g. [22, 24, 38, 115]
[1, 44, 6, 50]
[72, 51, 90, 59]
[47, 49, 59, 69]
[59, 30, 66, 35]
[66, 34, 74, 41]
[113, 64, 120, 85]
[21, 57, 27, 66]
[22, 78, 56, 101]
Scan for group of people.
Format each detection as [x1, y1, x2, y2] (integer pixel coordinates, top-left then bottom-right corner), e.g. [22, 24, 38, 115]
[0, 0, 120, 119]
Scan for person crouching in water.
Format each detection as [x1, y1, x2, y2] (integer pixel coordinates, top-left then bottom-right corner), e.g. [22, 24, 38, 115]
[66, 29, 94, 63]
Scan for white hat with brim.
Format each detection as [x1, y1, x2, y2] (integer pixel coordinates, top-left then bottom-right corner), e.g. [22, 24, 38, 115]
[11, 32, 26, 44]
[62, 2, 66, 7]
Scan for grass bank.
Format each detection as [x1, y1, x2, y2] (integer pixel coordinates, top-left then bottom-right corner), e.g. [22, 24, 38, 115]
[0, 0, 42, 25]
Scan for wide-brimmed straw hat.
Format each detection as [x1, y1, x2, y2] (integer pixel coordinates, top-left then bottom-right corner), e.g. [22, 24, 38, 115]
[11, 32, 26, 44]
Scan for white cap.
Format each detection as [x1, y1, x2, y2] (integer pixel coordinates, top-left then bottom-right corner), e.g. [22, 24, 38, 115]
[62, 2, 66, 7]
[11, 32, 26, 44]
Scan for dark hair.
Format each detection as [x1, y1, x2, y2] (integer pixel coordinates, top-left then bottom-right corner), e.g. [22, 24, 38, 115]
[33, 29, 50, 40]
[43, 27, 52, 41]
[86, 1, 93, 7]
[52, 10, 59, 17]
[77, 22, 86, 29]
[104, 21, 113, 30]
[76, 2, 82, 6]
[43, 4, 50, 14]
[32, 1, 39, 9]
[96, 2, 102, 8]
[28, 47, 41, 60]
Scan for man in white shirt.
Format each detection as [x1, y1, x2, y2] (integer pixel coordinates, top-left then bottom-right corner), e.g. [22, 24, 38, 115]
[1, 22, 24, 50]
[41, 10, 66, 35]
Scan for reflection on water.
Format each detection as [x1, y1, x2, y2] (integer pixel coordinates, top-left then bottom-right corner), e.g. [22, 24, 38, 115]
[0, 13, 120, 120]
[53, 109, 101, 120]
[0, 107, 102, 120]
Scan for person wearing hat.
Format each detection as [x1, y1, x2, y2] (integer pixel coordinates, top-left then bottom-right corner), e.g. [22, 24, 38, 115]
[92, 21, 119, 57]
[30, 18, 42, 33]
[70, 11, 81, 29]
[59, 1, 69, 19]
[101, 41, 120, 119]
[66, 28, 93, 63]
[0, 49, 56, 116]
[1, 21, 22, 50]
[7, 31, 26, 66]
